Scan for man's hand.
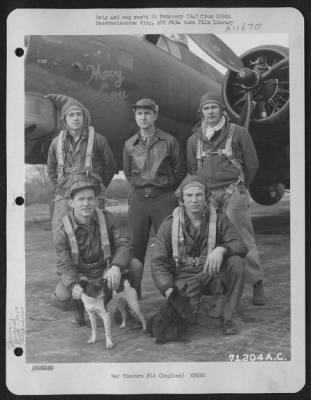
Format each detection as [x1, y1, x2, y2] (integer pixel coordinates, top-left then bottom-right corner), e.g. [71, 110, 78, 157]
[105, 265, 121, 290]
[203, 247, 226, 276]
[165, 287, 174, 299]
[72, 284, 83, 300]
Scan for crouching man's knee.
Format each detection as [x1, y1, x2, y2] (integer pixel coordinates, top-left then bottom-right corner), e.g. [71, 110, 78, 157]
[54, 280, 72, 302]
[129, 257, 143, 274]
[226, 255, 246, 277]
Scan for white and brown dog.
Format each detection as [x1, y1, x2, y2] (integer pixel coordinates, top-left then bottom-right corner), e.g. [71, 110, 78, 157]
[79, 275, 146, 349]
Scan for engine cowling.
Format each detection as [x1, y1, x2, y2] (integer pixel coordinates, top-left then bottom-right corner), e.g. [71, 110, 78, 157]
[249, 183, 285, 205]
[25, 92, 61, 163]
[25, 92, 59, 138]
[222, 45, 289, 137]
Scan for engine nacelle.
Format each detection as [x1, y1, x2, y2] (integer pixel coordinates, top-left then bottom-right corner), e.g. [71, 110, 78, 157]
[222, 45, 289, 139]
[25, 92, 62, 163]
[249, 183, 285, 206]
[25, 92, 60, 140]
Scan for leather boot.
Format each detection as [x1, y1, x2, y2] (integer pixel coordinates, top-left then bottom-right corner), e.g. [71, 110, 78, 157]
[208, 294, 225, 319]
[253, 280, 265, 305]
[222, 319, 238, 335]
[71, 300, 86, 327]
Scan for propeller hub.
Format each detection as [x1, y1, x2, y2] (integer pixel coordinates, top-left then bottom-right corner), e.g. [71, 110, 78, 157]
[237, 68, 260, 89]
[222, 46, 289, 127]
[253, 79, 278, 102]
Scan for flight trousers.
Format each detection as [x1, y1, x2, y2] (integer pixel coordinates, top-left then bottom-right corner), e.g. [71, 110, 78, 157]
[210, 184, 263, 284]
[174, 255, 245, 320]
[128, 189, 177, 264]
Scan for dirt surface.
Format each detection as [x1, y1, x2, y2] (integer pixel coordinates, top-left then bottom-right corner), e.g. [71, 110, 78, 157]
[25, 195, 290, 363]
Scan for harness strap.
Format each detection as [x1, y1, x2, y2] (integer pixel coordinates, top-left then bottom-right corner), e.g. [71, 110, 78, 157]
[172, 207, 182, 263]
[95, 208, 111, 264]
[77, 254, 107, 276]
[196, 138, 204, 169]
[85, 126, 95, 176]
[207, 204, 217, 254]
[224, 124, 245, 183]
[57, 130, 65, 176]
[200, 204, 218, 274]
[196, 123, 245, 183]
[62, 215, 79, 264]
[63, 167, 81, 173]
[57, 126, 95, 177]
[171, 204, 217, 267]
[62, 208, 111, 266]
[183, 255, 207, 267]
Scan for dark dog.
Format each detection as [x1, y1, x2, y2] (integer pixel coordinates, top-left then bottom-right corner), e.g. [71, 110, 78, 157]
[79, 275, 146, 349]
[147, 286, 195, 344]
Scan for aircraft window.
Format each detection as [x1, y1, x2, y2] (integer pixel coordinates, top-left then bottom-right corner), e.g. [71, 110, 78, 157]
[41, 36, 64, 44]
[116, 49, 133, 70]
[156, 37, 169, 53]
[145, 34, 160, 45]
[167, 40, 182, 60]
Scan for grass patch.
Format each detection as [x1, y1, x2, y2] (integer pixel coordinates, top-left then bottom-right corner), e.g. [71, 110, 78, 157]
[105, 179, 131, 200]
[25, 182, 54, 206]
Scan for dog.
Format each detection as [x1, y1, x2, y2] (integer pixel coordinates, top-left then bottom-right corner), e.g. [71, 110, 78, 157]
[79, 275, 146, 349]
[147, 285, 195, 344]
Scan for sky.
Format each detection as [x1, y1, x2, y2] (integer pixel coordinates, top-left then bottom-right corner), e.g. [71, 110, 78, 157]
[188, 33, 289, 74]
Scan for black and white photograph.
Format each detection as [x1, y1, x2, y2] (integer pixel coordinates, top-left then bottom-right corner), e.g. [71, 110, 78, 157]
[6, 7, 305, 395]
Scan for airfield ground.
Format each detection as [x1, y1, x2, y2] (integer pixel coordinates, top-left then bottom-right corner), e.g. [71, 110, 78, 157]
[25, 195, 290, 363]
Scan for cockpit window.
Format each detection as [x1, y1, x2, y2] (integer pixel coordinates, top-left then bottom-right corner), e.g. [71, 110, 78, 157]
[116, 49, 134, 70]
[156, 36, 170, 53]
[167, 40, 182, 60]
[41, 36, 64, 45]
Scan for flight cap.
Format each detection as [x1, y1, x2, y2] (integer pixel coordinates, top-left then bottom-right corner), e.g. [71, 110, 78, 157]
[175, 175, 207, 200]
[198, 92, 223, 111]
[69, 174, 101, 198]
[61, 99, 84, 118]
[132, 98, 159, 113]
[45, 93, 91, 127]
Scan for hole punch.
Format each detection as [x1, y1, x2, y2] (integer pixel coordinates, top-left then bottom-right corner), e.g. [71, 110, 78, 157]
[14, 347, 23, 357]
[15, 196, 24, 206]
[15, 48, 24, 57]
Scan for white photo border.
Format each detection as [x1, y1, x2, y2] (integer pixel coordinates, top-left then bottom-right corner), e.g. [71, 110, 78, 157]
[6, 7, 305, 395]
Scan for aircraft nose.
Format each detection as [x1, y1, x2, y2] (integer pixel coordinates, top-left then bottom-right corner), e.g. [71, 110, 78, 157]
[24, 35, 37, 65]
[24, 35, 30, 63]
[25, 93, 59, 162]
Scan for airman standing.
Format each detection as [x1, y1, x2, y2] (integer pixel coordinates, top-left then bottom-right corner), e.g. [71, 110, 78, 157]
[47, 95, 117, 234]
[123, 98, 186, 297]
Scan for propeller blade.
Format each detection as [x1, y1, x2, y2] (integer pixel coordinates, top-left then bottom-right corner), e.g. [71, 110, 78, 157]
[238, 91, 253, 130]
[189, 34, 244, 72]
[262, 58, 289, 80]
